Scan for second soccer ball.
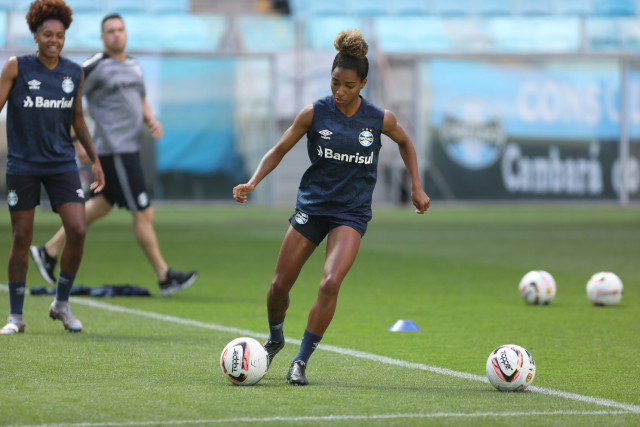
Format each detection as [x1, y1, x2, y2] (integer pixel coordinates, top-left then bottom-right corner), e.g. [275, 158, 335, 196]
[518, 270, 556, 305]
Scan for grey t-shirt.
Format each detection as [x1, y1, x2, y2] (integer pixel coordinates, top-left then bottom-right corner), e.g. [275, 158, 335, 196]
[82, 52, 146, 155]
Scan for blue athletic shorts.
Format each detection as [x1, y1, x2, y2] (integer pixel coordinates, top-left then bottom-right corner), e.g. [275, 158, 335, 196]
[289, 209, 369, 245]
[6, 171, 84, 213]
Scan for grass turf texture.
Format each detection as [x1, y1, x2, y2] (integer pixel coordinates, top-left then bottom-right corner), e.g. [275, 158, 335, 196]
[0, 204, 638, 426]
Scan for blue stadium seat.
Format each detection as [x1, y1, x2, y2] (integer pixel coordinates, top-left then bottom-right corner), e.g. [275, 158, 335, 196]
[306, 0, 346, 15]
[594, 0, 636, 15]
[305, 16, 363, 49]
[65, 0, 101, 13]
[122, 14, 227, 51]
[556, 0, 594, 16]
[237, 15, 295, 51]
[387, 0, 430, 15]
[348, 0, 387, 17]
[12, 0, 32, 11]
[476, 0, 513, 16]
[515, 0, 553, 15]
[585, 17, 623, 48]
[101, 0, 145, 13]
[433, 0, 472, 16]
[145, 0, 189, 14]
[618, 18, 640, 48]
[63, 12, 104, 49]
[374, 16, 453, 52]
[486, 17, 581, 51]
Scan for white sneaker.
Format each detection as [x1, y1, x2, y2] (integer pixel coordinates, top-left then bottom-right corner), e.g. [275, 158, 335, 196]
[49, 302, 83, 333]
[0, 317, 26, 335]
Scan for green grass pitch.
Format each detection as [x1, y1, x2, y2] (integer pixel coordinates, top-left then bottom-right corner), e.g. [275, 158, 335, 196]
[0, 204, 638, 426]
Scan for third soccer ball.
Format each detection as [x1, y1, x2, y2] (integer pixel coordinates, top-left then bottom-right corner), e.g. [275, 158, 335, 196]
[586, 272, 623, 306]
[486, 344, 536, 391]
[518, 270, 556, 305]
[220, 337, 269, 386]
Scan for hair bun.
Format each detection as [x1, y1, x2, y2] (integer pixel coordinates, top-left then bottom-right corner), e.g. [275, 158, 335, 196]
[333, 29, 368, 59]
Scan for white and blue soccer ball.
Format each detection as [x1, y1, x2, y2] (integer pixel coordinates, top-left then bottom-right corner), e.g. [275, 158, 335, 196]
[586, 272, 623, 306]
[518, 270, 556, 305]
[220, 337, 268, 386]
[486, 344, 536, 391]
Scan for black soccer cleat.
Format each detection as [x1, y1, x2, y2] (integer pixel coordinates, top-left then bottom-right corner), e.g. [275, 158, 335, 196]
[286, 360, 309, 386]
[158, 268, 198, 296]
[263, 339, 285, 366]
[30, 245, 57, 285]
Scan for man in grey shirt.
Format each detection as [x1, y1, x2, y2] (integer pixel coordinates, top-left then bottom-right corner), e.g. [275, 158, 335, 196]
[31, 14, 197, 296]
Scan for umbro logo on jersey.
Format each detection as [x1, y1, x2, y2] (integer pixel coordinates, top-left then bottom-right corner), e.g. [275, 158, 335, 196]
[28, 79, 41, 90]
[23, 96, 74, 109]
[318, 129, 333, 140]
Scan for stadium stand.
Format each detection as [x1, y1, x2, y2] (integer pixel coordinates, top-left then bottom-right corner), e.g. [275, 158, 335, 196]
[305, 15, 363, 50]
[1, 0, 639, 53]
[556, 0, 595, 16]
[145, 0, 190, 14]
[65, 0, 101, 13]
[593, 0, 636, 15]
[348, 0, 387, 17]
[100, 0, 145, 13]
[476, 0, 513, 17]
[514, 0, 554, 16]
[432, 0, 473, 16]
[386, 0, 431, 15]
[236, 15, 295, 51]
[374, 17, 452, 52]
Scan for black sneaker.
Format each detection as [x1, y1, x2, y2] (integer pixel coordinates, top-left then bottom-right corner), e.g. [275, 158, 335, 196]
[286, 360, 309, 386]
[30, 245, 57, 285]
[158, 268, 197, 296]
[263, 339, 285, 366]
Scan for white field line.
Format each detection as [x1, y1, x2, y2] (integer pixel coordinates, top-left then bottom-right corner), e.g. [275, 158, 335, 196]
[2, 285, 640, 417]
[3, 410, 635, 427]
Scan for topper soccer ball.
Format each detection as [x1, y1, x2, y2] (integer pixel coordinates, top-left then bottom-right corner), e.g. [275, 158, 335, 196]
[220, 337, 269, 386]
[486, 344, 536, 391]
[586, 272, 624, 306]
[518, 270, 556, 305]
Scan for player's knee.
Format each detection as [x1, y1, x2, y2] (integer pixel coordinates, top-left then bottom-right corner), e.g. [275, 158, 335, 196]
[66, 223, 86, 244]
[318, 276, 342, 299]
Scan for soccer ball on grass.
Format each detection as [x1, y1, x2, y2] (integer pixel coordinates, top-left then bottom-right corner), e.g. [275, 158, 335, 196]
[518, 270, 556, 305]
[220, 337, 269, 386]
[586, 272, 623, 306]
[486, 344, 536, 391]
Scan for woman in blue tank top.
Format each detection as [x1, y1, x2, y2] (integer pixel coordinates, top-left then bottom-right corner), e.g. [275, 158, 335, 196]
[233, 29, 430, 385]
[0, 0, 104, 335]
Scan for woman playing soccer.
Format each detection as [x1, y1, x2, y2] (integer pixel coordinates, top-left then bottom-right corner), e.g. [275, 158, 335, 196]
[0, 0, 104, 335]
[233, 29, 430, 385]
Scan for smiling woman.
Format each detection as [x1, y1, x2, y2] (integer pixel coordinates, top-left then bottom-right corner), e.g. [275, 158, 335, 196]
[0, 0, 104, 336]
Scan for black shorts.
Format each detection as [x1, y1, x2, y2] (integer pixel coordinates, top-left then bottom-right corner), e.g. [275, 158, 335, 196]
[94, 153, 150, 212]
[6, 171, 85, 213]
[289, 209, 369, 245]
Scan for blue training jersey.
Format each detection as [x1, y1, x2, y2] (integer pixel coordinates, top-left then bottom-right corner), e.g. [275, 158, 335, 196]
[6, 54, 81, 175]
[296, 95, 384, 218]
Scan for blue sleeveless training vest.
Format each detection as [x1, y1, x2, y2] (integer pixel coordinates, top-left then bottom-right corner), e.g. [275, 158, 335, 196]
[296, 95, 384, 218]
[6, 54, 81, 175]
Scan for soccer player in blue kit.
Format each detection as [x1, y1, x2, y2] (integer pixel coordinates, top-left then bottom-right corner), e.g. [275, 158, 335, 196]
[0, 0, 105, 334]
[233, 29, 430, 385]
